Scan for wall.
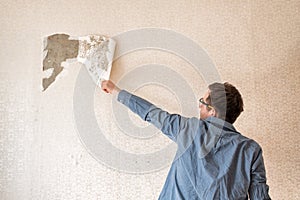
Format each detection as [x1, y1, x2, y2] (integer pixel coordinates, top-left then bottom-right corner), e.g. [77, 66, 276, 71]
[0, 0, 299, 199]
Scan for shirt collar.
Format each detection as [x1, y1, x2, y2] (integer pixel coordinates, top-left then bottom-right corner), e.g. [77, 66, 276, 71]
[204, 116, 237, 133]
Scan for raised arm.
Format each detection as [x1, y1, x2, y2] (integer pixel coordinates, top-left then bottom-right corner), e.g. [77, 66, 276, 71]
[101, 80, 189, 142]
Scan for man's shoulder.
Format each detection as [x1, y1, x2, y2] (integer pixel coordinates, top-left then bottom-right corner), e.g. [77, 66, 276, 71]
[234, 132, 262, 152]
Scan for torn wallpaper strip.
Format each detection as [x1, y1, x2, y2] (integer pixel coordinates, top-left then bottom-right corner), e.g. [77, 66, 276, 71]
[77, 35, 116, 86]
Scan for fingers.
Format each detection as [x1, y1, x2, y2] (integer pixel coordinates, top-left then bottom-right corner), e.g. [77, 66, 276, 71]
[101, 80, 108, 93]
[101, 80, 116, 94]
[101, 80, 109, 87]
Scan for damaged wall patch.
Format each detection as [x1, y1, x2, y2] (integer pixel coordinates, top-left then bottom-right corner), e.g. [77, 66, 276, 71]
[42, 34, 79, 91]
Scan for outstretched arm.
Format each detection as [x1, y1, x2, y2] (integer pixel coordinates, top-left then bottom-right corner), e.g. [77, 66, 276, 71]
[101, 80, 189, 142]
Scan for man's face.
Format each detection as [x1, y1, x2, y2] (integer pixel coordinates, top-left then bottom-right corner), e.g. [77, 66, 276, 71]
[199, 90, 214, 120]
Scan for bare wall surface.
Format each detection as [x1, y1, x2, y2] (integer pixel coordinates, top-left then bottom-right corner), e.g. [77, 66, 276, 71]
[0, 0, 299, 199]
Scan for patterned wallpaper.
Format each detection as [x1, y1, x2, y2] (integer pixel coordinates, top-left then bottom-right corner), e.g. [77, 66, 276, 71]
[0, 1, 299, 199]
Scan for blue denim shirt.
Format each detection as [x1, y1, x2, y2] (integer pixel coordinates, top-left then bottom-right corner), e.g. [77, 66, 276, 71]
[117, 90, 271, 200]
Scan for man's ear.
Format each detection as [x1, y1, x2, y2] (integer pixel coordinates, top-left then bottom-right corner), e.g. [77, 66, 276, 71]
[209, 109, 217, 117]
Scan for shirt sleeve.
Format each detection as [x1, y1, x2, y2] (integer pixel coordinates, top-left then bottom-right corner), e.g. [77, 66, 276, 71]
[248, 147, 271, 200]
[117, 90, 189, 142]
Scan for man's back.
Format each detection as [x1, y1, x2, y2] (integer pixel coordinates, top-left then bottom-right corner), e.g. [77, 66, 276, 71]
[158, 116, 270, 200]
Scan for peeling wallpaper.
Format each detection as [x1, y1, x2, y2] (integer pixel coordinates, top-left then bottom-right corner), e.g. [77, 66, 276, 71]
[0, 1, 299, 199]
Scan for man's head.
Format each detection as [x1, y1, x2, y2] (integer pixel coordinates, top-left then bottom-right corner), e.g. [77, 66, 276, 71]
[199, 82, 244, 124]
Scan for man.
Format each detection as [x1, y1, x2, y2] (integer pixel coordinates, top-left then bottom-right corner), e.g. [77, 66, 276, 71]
[101, 80, 271, 200]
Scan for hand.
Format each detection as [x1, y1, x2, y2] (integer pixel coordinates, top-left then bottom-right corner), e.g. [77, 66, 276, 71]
[101, 80, 121, 94]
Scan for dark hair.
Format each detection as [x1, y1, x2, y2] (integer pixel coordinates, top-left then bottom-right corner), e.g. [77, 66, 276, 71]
[207, 82, 244, 124]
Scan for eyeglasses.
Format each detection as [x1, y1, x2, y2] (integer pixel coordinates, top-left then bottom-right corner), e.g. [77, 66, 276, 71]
[199, 98, 214, 109]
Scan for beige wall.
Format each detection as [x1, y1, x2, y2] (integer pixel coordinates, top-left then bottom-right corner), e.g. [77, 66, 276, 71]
[1, 0, 299, 199]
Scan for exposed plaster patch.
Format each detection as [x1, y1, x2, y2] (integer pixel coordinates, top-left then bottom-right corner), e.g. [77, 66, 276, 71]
[42, 34, 79, 91]
[42, 68, 54, 79]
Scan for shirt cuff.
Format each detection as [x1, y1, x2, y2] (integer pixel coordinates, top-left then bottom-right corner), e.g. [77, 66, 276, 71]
[249, 184, 271, 200]
[117, 90, 132, 106]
